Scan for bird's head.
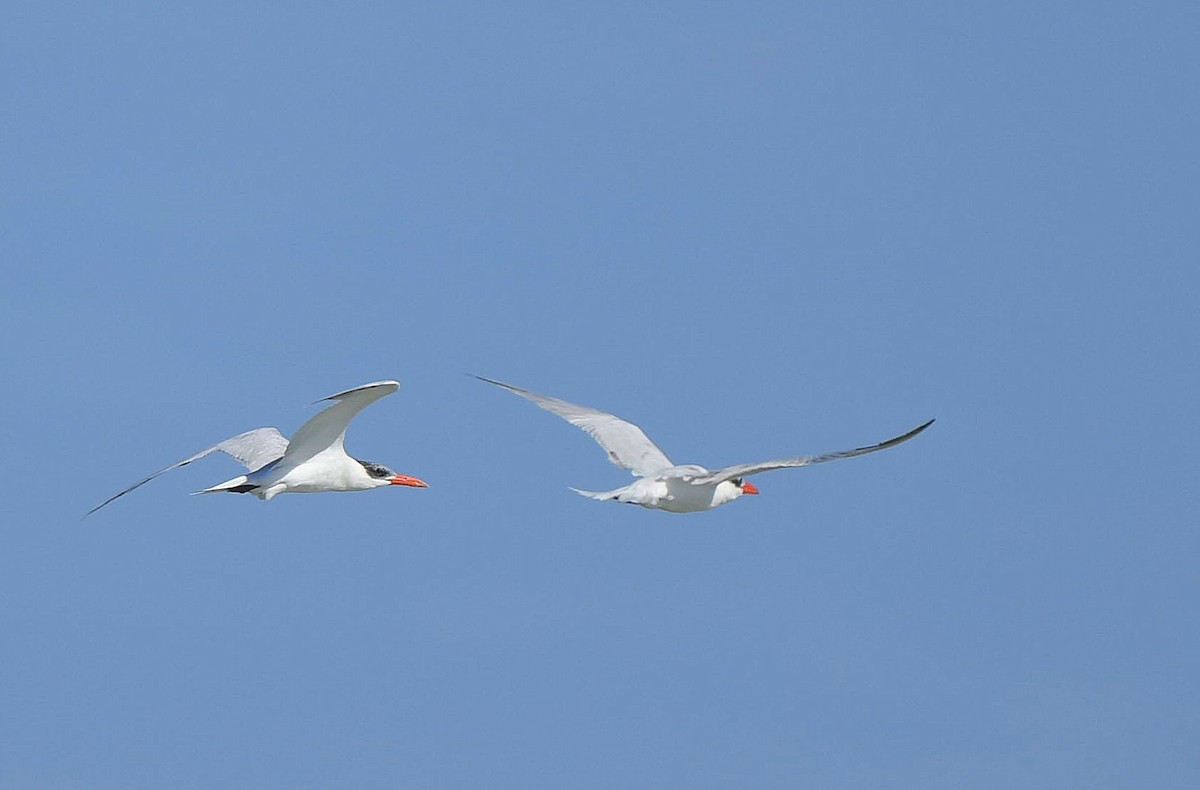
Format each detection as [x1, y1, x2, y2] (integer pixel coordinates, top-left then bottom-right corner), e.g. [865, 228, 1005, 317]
[360, 460, 429, 489]
[715, 477, 759, 505]
[736, 478, 759, 496]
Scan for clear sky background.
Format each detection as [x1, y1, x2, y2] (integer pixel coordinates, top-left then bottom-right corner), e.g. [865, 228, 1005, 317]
[3, 2, 1198, 787]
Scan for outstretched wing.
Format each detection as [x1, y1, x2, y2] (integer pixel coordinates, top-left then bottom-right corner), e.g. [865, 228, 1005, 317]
[282, 380, 400, 466]
[86, 427, 289, 516]
[474, 376, 674, 478]
[688, 419, 934, 486]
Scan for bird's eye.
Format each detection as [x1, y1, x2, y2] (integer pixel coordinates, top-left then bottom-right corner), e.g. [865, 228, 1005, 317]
[732, 478, 743, 487]
[361, 461, 390, 478]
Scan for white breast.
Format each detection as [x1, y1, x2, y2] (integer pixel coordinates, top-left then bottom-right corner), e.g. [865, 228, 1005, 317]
[646, 479, 742, 513]
[263, 453, 378, 494]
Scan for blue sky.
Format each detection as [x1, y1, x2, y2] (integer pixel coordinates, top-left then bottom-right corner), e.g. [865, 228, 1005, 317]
[2, 1, 1198, 787]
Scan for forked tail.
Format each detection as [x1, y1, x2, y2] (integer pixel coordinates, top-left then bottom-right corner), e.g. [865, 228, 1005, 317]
[569, 487, 622, 501]
[193, 474, 257, 495]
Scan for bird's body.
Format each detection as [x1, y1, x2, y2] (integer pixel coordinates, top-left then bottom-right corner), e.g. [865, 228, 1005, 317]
[200, 452, 392, 500]
[573, 476, 746, 513]
[87, 380, 427, 516]
[475, 376, 932, 513]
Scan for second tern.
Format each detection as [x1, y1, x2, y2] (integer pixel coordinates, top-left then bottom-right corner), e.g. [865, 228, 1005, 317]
[476, 376, 932, 513]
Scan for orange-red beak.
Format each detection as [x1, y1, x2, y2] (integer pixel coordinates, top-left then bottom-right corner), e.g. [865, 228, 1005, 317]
[741, 481, 759, 495]
[389, 474, 428, 488]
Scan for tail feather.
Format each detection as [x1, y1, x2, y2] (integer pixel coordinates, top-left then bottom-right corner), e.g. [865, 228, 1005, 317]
[570, 487, 621, 501]
[193, 474, 254, 495]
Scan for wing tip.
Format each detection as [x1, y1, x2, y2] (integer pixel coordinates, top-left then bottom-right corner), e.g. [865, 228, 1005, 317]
[316, 379, 401, 403]
[83, 494, 120, 519]
[887, 418, 935, 447]
[471, 373, 512, 388]
[472, 375, 534, 398]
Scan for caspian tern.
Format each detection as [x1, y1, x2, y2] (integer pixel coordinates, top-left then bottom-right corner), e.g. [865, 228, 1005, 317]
[475, 376, 932, 513]
[87, 380, 428, 516]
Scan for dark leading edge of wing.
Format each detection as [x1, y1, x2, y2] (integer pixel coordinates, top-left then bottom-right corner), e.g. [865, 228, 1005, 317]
[84, 427, 288, 517]
[693, 418, 936, 486]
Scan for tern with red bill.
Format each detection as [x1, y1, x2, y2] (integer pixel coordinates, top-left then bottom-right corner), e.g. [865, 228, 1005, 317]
[87, 380, 427, 516]
[476, 376, 932, 513]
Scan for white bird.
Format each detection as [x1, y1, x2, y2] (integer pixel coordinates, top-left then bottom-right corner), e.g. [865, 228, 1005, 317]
[87, 380, 428, 516]
[475, 376, 932, 513]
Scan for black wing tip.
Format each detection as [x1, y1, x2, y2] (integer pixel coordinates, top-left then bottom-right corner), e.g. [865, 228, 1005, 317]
[83, 495, 119, 519]
[901, 418, 935, 441]
[314, 380, 401, 404]
[471, 374, 520, 392]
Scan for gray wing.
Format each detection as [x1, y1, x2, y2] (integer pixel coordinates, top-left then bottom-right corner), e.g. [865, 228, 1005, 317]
[474, 376, 674, 478]
[85, 427, 289, 516]
[687, 419, 934, 486]
[282, 380, 400, 466]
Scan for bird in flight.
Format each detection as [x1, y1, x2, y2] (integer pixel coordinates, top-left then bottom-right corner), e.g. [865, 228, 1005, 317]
[87, 380, 427, 516]
[475, 376, 932, 513]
